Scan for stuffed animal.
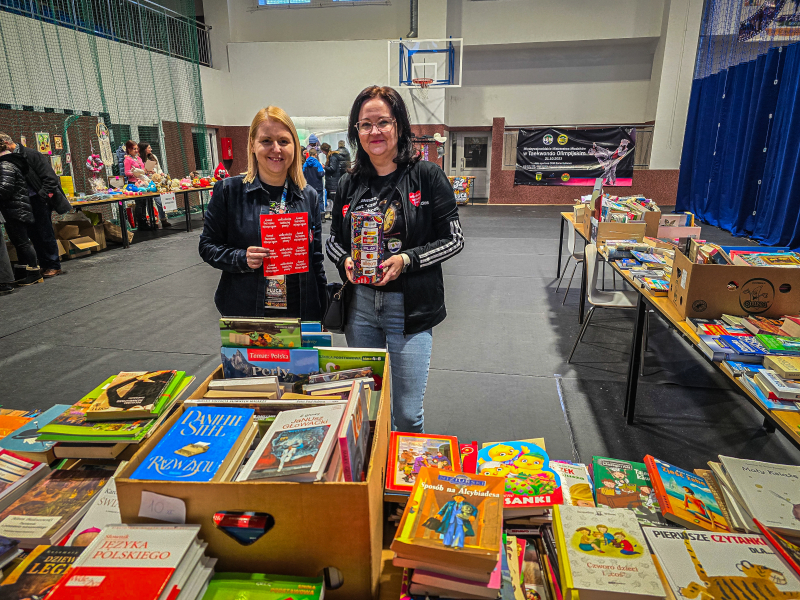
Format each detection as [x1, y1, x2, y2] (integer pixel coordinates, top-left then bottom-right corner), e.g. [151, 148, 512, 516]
[180, 177, 192, 190]
[191, 177, 201, 188]
[214, 163, 228, 179]
[199, 177, 210, 187]
[125, 183, 140, 193]
[170, 179, 181, 191]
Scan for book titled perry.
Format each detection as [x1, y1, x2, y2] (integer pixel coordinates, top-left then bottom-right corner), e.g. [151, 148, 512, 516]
[236, 403, 344, 482]
[129, 407, 254, 482]
[46, 524, 201, 600]
[386, 432, 462, 496]
[260, 212, 309, 276]
[220, 347, 319, 384]
[0, 544, 84, 599]
[553, 504, 664, 599]
[644, 455, 730, 532]
[219, 317, 301, 349]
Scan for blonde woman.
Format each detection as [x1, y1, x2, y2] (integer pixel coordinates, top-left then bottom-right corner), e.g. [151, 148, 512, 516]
[199, 106, 327, 318]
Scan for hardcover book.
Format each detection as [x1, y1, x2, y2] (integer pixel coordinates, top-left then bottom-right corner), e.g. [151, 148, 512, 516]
[477, 440, 563, 511]
[130, 407, 254, 482]
[0, 450, 48, 512]
[697, 334, 762, 363]
[46, 524, 201, 600]
[0, 404, 71, 461]
[338, 380, 371, 482]
[201, 573, 324, 600]
[316, 347, 387, 389]
[718, 455, 800, 537]
[782, 315, 800, 338]
[391, 466, 505, 577]
[592, 456, 666, 527]
[237, 404, 345, 482]
[755, 369, 800, 400]
[643, 527, 800, 599]
[460, 441, 478, 474]
[644, 455, 730, 532]
[553, 505, 665, 599]
[741, 373, 800, 411]
[220, 347, 319, 389]
[755, 520, 800, 577]
[386, 432, 462, 496]
[0, 545, 84, 599]
[219, 316, 301, 348]
[552, 462, 595, 507]
[86, 370, 178, 421]
[0, 469, 110, 548]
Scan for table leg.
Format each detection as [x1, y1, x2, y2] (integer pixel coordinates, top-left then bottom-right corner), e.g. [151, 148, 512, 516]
[184, 192, 191, 232]
[578, 257, 587, 324]
[118, 199, 129, 249]
[624, 295, 647, 423]
[557, 217, 565, 278]
[148, 198, 156, 230]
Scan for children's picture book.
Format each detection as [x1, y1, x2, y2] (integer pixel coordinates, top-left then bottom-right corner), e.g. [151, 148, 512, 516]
[755, 519, 800, 577]
[644, 455, 730, 532]
[316, 347, 387, 390]
[592, 456, 665, 527]
[86, 371, 178, 420]
[220, 347, 319, 389]
[201, 573, 324, 600]
[553, 505, 665, 599]
[459, 441, 478, 474]
[0, 405, 71, 461]
[477, 440, 563, 511]
[0, 545, 84, 599]
[386, 432, 461, 496]
[719, 456, 800, 537]
[260, 212, 309, 277]
[0, 415, 33, 439]
[643, 527, 800, 599]
[130, 407, 254, 482]
[392, 466, 505, 577]
[552, 463, 595, 507]
[219, 317, 302, 348]
[237, 404, 344, 482]
[338, 380, 371, 482]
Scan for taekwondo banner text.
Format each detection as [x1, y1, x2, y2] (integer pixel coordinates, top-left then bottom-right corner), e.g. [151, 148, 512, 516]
[514, 127, 636, 186]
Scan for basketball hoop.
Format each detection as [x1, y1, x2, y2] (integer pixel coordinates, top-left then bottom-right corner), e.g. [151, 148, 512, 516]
[412, 78, 434, 100]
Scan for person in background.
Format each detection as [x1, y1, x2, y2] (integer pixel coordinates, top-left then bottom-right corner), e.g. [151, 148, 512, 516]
[319, 142, 330, 167]
[0, 214, 15, 294]
[318, 142, 331, 218]
[303, 148, 325, 227]
[124, 141, 151, 231]
[138, 142, 173, 228]
[0, 133, 65, 278]
[0, 138, 42, 286]
[199, 105, 327, 320]
[306, 134, 319, 159]
[326, 86, 464, 433]
[324, 139, 350, 222]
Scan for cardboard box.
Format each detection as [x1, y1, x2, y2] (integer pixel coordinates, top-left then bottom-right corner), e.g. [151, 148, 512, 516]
[103, 221, 134, 244]
[54, 222, 81, 240]
[62, 236, 99, 260]
[591, 219, 647, 246]
[79, 223, 106, 251]
[55, 239, 67, 257]
[643, 208, 662, 238]
[116, 361, 392, 600]
[669, 250, 800, 319]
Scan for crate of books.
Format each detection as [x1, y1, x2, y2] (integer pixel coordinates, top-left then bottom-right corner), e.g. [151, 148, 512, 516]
[115, 318, 391, 600]
[669, 249, 800, 320]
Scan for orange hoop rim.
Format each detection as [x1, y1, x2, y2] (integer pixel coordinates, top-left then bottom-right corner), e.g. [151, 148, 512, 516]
[412, 78, 434, 88]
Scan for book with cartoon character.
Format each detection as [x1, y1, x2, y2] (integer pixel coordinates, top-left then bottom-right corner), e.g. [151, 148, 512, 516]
[553, 505, 665, 599]
[644, 527, 800, 599]
[592, 456, 667, 527]
[476, 440, 563, 514]
[392, 466, 505, 579]
[386, 432, 462, 499]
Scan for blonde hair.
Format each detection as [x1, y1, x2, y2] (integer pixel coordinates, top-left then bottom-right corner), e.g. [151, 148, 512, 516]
[569, 484, 595, 506]
[244, 106, 306, 188]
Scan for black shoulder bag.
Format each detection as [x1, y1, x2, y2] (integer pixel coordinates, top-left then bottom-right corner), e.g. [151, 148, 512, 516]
[323, 281, 350, 334]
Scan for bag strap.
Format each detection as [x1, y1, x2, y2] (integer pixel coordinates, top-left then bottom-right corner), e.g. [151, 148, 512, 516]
[334, 280, 349, 301]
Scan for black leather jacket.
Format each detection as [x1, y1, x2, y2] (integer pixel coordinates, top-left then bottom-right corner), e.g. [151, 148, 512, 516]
[0, 153, 34, 224]
[199, 175, 328, 319]
[326, 160, 464, 334]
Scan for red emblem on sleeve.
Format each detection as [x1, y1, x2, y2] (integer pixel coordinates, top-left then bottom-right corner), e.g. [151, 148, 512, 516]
[342, 204, 350, 217]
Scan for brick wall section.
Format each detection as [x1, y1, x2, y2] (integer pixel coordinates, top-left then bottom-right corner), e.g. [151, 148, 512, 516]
[489, 117, 680, 206]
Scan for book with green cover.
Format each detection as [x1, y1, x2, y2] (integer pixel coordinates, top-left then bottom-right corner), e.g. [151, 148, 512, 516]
[37, 375, 192, 443]
[592, 456, 666, 527]
[317, 347, 387, 389]
[201, 573, 324, 599]
[755, 334, 800, 355]
[219, 317, 302, 349]
[86, 370, 180, 421]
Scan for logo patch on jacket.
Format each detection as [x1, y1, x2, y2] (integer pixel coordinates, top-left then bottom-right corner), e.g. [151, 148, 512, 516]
[409, 191, 421, 207]
[342, 204, 350, 217]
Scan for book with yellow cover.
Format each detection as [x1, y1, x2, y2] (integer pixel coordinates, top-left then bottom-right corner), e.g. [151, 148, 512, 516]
[391, 466, 505, 578]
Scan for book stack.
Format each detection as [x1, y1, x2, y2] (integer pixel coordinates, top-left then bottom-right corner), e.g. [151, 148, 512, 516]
[45, 524, 217, 600]
[0, 405, 71, 464]
[391, 466, 506, 599]
[695, 313, 800, 368]
[731, 250, 800, 267]
[0, 450, 49, 511]
[35, 372, 193, 459]
[0, 544, 83, 598]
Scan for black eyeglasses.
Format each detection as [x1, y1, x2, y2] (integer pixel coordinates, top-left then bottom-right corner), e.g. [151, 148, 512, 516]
[355, 118, 396, 135]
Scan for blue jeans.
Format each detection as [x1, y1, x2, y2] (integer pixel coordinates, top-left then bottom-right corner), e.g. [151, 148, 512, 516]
[345, 285, 432, 433]
[26, 195, 60, 270]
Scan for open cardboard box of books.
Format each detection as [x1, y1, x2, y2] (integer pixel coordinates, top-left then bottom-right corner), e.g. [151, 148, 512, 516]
[582, 202, 660, 239]
[669, 250, 800, 319]
[116, 361, 392, 600]
[591, 220, 647, 246]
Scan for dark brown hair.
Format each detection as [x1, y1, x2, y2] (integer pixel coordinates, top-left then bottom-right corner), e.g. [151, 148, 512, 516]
[347, 85, 419, 180]
[137, 142, 151, 160]
[125, 140, 137, 155]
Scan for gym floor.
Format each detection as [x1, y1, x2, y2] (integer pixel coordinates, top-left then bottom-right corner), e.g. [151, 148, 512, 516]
[1, 204, 798, 467]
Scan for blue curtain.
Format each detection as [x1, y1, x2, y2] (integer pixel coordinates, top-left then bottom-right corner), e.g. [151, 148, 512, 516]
[676, 43, 800, 248]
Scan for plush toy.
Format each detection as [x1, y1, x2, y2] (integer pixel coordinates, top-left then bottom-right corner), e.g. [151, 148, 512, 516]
[214, 163, 228, 179]
[145, 182, 158, 193]
[170, 179, 181, 191]
[191, 177, 201, 188]
[199, 177, 210, 187]
[180, 177, 192, 190]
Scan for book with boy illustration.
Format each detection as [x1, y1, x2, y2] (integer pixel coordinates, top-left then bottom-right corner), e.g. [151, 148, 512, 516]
[645, 455, 730, 532]
[592, 456, 666, 527]
[553, 504, 665, 599]
[476, 440, 563, 512]
[386, 432, 461, 498]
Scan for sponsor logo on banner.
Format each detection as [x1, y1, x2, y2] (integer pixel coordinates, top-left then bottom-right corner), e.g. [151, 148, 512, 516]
[409, 191, 421, 206]
[543, 134, 553, 145]
[557, 134, 568, 145]
[535, 172, 542, 181]
[561, 173, 570, 182]
[248, 349, 291, 362]
[342, 204, 350, 217]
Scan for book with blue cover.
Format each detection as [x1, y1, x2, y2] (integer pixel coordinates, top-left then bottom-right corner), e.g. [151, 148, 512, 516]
[220, 347, 319, 386]
[716, 335, 769, 356]
[129, 407, 254, 482]
[0, 405, 71, 459]
[741, 374, 800, 412]
[301, 322, 322, 332]
[301, 332, 332, 348]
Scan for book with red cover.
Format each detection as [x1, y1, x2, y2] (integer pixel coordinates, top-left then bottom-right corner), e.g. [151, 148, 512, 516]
[460, 441, 479, 474]
[46, 524, 200, 600]
[754, 518, 800, 578]
[260, 212, 309, 276]
[742, 316, 788, 336]
[386, 432, 461, 496]
[782, 316, 800, 338]
[0, 545, 83, 599]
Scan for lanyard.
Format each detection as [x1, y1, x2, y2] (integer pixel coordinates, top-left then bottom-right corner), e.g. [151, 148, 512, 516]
[267, 180, 289, 214]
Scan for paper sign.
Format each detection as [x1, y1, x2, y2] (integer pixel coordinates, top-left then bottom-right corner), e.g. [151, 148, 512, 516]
[160, 192, 177, 212]
[138, 491, 186, 524]
[260, 212, 310, 277]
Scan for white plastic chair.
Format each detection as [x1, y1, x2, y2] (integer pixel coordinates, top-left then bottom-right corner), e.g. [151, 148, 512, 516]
[556, 219, 584, 304]
[568, 244, 640, 362]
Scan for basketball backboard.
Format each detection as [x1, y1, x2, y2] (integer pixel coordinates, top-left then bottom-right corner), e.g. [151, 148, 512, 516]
[388, 38, 463, 89]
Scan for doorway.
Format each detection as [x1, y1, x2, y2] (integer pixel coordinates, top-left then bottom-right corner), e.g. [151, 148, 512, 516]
[450, 132, 491, 199]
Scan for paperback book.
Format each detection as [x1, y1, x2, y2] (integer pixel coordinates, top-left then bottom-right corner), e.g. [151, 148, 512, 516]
[551, 462, 595, 507]
[201, 573, 324, 600]
[86, 370, 179, 421]
[0, 405, 71, 462]
[0, 450, 48, 512]
[220, 347, 319, 389]
[65, 477, 120, 547]
[307, 366, 373, 385]
[386, 432, 462, 498]
[338, 380, 371, 482]
[0, 545, 84, 599]
[219, 317, 301, 348]
[592, 456, 666, 527]
[756, 334, 800, 355]
[0, 416, 32, 439]
[764, 355, 800, 378]
[301, 331, 332, 347]
[316, 347, 386, 389]
[743, 316, 788, 336]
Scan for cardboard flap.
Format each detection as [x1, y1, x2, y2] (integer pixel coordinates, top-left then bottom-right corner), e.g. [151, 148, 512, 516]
[69, 236, 100, 250]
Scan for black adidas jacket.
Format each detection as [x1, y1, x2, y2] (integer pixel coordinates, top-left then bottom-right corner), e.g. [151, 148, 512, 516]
[326, 160, 464, 334]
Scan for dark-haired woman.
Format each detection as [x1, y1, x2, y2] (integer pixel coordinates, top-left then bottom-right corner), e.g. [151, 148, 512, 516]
[326, 86, 464, 433]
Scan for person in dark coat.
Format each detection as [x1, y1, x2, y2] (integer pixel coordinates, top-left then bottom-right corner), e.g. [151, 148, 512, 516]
[324, 140, 350, 221]
[199, 106, 327, 319]
[0, 140, 43, 286]
[303, 148, 325, 227]
[0, 212, 14, 295]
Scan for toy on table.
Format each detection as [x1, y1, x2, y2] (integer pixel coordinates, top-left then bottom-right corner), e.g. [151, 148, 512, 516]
[214, 163, 228, 179]
[180, 177, 192, 190]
